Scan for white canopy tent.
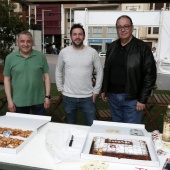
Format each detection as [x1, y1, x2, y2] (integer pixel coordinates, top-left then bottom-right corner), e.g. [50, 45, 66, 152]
[74, 10, 170, 74]
[158, 11, 170, 74]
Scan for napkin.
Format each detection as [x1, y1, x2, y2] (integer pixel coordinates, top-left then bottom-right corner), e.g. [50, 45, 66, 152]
[66, 127, 88, 152]
[45, 127, 88, 163]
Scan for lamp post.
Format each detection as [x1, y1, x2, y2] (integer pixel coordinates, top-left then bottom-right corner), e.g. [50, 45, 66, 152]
[42, 9, 51, 54]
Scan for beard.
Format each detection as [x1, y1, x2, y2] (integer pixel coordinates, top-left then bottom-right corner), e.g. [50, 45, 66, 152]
[72, 39, 84, 48]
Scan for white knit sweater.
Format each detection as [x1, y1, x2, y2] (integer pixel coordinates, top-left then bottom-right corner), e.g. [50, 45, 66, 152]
[55, 46, 103, 98]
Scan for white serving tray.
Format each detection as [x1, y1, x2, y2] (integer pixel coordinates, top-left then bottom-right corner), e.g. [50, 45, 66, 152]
[0, 112, 51, 154]
[81, 120, 160, 167]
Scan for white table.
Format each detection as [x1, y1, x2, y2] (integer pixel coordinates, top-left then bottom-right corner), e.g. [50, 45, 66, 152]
[0, 122, 168, 170]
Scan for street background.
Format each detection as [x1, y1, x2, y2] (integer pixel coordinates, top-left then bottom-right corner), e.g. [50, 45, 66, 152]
[45, 54, 170, 91]
[1, 54, 170, 91]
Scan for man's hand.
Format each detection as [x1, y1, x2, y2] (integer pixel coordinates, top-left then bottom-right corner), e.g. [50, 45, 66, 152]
[101, 93, 108, 102]
[44, 98, 51, 109]
[8, 101, 16, 112]
[136, 101, 146, 112]
[92, 93, 98, 103]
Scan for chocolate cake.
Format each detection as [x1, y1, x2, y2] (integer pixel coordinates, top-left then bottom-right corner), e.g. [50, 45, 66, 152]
[89, 136, 151, 160]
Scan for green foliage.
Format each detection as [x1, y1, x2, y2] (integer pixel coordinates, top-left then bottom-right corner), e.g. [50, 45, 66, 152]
[0, 0, 29, 63]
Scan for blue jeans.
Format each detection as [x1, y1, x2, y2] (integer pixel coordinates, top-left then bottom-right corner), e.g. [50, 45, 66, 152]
[16, 104, 46, 116]
[108, 93, 143, 124]
[63, 95, 96, 126]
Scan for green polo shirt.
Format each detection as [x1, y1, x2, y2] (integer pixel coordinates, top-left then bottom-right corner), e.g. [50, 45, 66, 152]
[4, 49, 49, 106]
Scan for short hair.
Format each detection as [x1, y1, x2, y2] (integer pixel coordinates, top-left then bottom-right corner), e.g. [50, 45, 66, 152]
[70, 23, 85, 36]
[18, 30, 33, 38]
[116, 15, 133, 26]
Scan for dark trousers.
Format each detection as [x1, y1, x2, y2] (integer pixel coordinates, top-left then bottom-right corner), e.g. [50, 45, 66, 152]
[63, 95, 96, 126]
[16, 104, 46, 116]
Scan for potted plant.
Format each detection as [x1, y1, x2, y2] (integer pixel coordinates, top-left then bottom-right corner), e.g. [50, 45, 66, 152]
[0, 0, 28, 83]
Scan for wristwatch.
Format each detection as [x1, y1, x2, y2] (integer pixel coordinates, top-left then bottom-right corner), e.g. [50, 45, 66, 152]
[45, 95, 51, 99]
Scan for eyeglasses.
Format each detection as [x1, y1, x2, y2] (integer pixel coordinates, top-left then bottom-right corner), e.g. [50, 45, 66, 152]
[116, 25, 132, 31]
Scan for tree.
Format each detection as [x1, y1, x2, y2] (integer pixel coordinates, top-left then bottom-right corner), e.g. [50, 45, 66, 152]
[0, 0, 28, 63]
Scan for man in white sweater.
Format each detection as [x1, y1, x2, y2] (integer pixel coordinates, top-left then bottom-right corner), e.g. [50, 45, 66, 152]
[55, 23, 103, 126]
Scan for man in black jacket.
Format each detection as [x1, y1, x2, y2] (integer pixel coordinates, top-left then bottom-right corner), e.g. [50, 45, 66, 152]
[101, 15, 156, 124]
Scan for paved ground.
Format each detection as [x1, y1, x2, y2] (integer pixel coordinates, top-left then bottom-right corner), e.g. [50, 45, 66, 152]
[156, 73, 170, 90]
[1, 54, 170, 91]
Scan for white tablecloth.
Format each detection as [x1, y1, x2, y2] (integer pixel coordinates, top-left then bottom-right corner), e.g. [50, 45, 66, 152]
[0, 122, 169, 170]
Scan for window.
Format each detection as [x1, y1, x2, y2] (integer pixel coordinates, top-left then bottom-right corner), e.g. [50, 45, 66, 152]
[67, 12, 74, 22]
[153, 27, 159, 34]
[88, 27, 90, 37]
[92, 27, 102, 38]
[150, 3, 167, 10]
[67, 18, 74, 22]
[107, 27, 117, 38]
[49, 13, 54, 16]
[67, 28, 70, 37]
[155, 3, 164, 10]
[147, 27, 159, 35]
[132, 29, 137, 37]
[45, 13, 50, 17]
[150, 3, 154, 10]
[126, 6, 140, 11]
[166, 3, 170, 10]
[148, 27, 151, 34]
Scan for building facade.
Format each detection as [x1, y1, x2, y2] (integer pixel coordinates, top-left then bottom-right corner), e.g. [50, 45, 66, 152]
[12, 3, 62, 53]
[12, 2, 170, 53]
[36, 4, 61, 52]
[62, 3, 170, 53]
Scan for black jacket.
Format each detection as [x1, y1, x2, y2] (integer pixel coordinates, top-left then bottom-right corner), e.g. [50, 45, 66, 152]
[102, 36, 157, 104]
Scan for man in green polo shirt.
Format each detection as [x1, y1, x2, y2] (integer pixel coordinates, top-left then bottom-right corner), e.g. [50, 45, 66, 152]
[3, 31, 51, 115]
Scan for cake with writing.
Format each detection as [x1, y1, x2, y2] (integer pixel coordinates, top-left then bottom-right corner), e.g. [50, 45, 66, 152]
[89, 136, 151, 160]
